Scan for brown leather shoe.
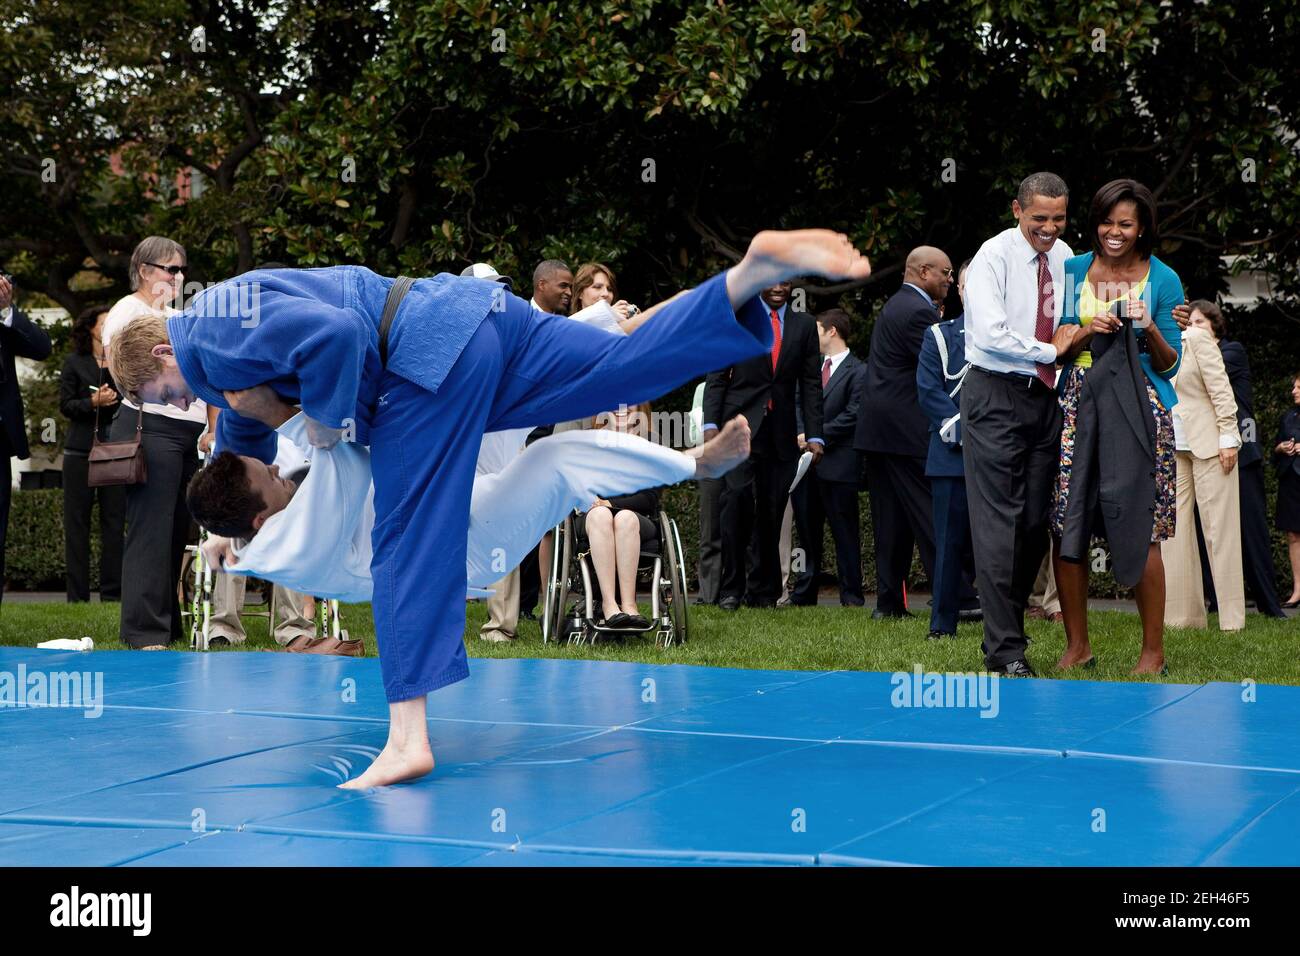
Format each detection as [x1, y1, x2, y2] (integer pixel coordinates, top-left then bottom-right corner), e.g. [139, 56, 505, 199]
[284, 634, 364, 657]
[1026, 606, 1046, 620]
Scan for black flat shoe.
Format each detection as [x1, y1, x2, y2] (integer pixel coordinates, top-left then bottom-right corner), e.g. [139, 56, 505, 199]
[927, 630, 955, 641]
[1083, 656, 1097, 669]
[603, 612, 632, 629]
[718, 597, 741, 612]
[1283, 599, 1300, 609]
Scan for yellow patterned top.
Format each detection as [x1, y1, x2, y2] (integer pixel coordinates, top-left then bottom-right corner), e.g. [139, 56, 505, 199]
[1075, 268, 1150, 369]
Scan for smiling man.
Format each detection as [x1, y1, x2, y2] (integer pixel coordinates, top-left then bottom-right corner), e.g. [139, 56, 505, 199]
[960, 172, 1080, 678]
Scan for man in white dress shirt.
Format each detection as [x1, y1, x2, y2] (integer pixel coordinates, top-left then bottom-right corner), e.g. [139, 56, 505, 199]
[960, 172, 1079, 677]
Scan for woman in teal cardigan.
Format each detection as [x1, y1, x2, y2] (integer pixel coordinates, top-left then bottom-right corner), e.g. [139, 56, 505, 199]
[1050, 178, 1185, 676]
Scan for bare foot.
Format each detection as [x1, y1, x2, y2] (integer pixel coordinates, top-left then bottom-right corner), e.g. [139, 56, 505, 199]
[688, 416, 751, 478]
[338, 739, 434, 789]
[1130, 653, 1166, 676]
[727, 229, 871, 307]
[1056, 647, 1094, 671]
[339, 696, 434, 789]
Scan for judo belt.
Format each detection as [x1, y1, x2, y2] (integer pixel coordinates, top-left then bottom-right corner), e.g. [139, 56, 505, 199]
[378, 275, 416, 368]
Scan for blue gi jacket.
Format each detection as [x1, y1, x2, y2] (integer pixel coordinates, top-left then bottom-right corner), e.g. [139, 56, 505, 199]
[167, 266, 501, 463]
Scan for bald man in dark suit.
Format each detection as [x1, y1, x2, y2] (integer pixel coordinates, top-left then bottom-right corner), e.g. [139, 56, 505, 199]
[854, 247, 966, 618]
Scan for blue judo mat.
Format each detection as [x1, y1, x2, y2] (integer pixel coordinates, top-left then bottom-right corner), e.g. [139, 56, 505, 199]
[1, 647, 1298, 866]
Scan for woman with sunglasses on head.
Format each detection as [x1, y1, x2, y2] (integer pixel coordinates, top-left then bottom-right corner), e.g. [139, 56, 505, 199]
[103, 237, 211, 650]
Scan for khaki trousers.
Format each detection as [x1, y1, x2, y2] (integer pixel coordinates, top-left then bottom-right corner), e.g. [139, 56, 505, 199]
[1162, 451, 1244, 630]
[208, 571, 317, 647]
[480, 566, 520, 640]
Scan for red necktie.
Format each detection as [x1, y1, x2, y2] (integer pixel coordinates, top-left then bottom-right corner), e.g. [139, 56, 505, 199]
[767, 310, 782, 410]
[1034, 252, 1056, 388]
[821, 357, 832, 389]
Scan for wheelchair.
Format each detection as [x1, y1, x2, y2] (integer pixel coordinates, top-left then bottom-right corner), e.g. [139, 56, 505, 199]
[541, 505, 689, 647]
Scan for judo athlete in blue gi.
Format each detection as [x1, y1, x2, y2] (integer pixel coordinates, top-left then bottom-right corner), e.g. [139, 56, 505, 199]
[109, 229, 872, 787]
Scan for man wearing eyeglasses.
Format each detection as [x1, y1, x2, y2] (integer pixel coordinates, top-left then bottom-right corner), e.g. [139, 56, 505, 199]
[854, 246, 975, 619]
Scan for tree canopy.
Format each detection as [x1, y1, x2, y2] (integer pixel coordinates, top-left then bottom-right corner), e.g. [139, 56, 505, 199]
[3, 0, 1298, 321]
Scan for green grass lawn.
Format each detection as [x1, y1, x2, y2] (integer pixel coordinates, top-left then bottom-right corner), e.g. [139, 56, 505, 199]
[1, 598, 1296, 685]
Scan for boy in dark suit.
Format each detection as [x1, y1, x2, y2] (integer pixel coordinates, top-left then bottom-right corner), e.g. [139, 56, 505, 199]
[790, 309, 865, 605]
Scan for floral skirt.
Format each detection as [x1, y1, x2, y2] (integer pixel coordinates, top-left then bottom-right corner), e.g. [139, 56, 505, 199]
[1050, 364, 1176, 542]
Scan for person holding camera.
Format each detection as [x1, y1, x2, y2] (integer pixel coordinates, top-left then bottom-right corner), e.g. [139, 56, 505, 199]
[1050, 179, 1185, 675]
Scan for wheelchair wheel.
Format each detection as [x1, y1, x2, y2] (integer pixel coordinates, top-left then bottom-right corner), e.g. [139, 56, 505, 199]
[659, 512, 689, 646]
[543, 517, 573, 643]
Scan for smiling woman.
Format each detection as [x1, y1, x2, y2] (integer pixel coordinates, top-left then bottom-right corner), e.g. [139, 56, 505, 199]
[102, 236, 209, 651]
[1053, 178, 1186, 677]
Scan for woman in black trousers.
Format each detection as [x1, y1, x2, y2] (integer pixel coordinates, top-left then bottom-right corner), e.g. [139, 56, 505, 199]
[1276, 373, 1300, 606]
[1186, 301, 1286, 618]
[59, 306, 126, 602]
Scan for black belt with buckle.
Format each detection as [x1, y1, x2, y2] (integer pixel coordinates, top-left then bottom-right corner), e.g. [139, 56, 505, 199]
[973, 365, 1054, 392]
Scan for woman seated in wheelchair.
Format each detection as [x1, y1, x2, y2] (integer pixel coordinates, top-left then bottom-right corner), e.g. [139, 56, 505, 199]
[578, 403, 660, 630]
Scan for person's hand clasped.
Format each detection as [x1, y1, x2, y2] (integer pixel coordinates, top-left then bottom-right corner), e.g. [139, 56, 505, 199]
[1127, 291, 1150, 329]
[807, 442, 824, 464]
[201, 535, 239, 571]
[0, 275, 12, 311]
[1219, 446, 1238, 474]
[198, 431, 214, 455]
[305, 416, 344, 449]
[1172, 301, 1192, 330]
[1050, 323, 1078, 354]
[90, 384, 118, 407]
[223, 385, 293, 428]
[1089, 311, 1122, 335]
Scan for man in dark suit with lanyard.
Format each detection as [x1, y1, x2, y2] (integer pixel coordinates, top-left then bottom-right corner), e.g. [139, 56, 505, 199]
[916, 261, 978, 638]
[0, 273, 54, 606]
[790, 308, 866, 606]
[703, 280, 824, 609]
[854, 247, 960, 618]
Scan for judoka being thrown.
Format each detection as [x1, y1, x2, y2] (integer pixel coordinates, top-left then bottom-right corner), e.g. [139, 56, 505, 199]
[182, 410, 752, 624]
[108, 229, 872, 788]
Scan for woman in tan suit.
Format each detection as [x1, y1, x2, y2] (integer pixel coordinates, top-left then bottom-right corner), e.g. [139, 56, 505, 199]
[1162, 323, 1245, 629]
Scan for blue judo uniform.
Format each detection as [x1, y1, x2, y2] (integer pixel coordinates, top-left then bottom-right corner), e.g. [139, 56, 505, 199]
[167, 266, 771, 701]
